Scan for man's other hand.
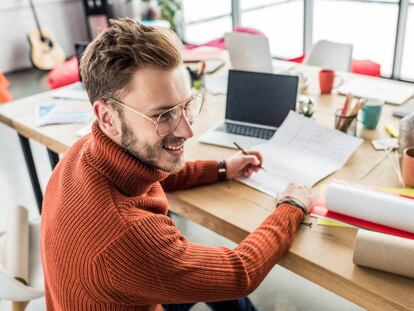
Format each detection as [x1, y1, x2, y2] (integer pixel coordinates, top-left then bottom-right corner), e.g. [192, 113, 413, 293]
[277, 183, 313, 213]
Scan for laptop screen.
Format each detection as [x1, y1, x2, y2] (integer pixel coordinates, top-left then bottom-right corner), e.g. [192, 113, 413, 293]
[226, 70, 298, 127]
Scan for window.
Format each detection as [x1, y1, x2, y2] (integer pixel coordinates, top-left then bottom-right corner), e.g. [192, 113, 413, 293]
[182, 0, 232, 44]
[181, 0, 414, 81]
[313, 0, 399, 77]
[400, 3, 414, 81]
[240, 0, 304, 58]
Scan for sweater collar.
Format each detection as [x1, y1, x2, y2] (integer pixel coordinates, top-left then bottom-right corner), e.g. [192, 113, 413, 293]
[86, 122, 169, 196]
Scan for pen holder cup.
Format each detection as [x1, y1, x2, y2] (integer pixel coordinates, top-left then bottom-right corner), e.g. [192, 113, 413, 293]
[187, 67, 205, 91]
[335, 109, 357, 136]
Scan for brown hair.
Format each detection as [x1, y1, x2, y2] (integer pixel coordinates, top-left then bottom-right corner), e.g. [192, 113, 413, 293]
[80, 18, 182, 104]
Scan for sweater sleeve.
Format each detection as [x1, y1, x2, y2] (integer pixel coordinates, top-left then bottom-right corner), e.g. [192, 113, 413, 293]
[160, 160, 219, 192]
[95, 203, 303, 305]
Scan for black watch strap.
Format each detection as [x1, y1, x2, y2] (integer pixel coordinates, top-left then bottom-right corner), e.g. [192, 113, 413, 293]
[277, 199, 307, 216]
[218, 160, 227, 181]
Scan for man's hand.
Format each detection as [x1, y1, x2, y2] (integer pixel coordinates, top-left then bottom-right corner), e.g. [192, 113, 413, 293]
[225, 150, 263, 180]
[277, 183, 313, 213]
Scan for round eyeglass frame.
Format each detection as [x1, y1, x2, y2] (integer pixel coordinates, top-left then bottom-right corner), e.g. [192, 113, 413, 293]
[105, 93, 204, 137]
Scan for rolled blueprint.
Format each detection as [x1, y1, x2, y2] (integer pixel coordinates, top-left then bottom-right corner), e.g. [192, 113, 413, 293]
[353, 229, 414, 278]
[325, 182, 414, 234]
[5, 206, 29, 284]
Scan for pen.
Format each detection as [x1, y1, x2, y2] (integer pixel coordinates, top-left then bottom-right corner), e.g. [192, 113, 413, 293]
[233, 142, 268, 173]
[197, 61, 206, 78]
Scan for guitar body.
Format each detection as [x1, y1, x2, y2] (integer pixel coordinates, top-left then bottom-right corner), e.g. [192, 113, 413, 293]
[28, 27, 66, 71]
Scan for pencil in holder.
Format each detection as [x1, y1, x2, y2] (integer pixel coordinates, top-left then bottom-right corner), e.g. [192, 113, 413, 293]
[335, 109, 357, 136]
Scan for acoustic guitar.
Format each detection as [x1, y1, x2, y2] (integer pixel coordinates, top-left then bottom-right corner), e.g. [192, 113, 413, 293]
[27, 0, 66, 70]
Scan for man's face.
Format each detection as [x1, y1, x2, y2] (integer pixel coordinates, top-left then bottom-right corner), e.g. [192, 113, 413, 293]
[116, 65, 194, 173]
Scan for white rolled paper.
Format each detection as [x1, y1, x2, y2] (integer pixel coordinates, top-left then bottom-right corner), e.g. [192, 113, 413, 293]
[5, 206, 29, 283]
[325, 183, 414, 234]
[353, 229, 414, 279]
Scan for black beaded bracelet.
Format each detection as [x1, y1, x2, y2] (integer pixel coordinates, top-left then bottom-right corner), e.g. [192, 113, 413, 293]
[218, 160, 227, 181]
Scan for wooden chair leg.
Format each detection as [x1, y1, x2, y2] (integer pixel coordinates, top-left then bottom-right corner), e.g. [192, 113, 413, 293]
[12, 301, 28, 311]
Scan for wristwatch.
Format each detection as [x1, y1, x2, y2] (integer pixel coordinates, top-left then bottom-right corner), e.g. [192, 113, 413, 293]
[277, 198, 307, 216]
[218, 160, 227, 181]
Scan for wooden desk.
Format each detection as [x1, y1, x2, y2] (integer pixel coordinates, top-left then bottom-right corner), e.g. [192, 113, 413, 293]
[1, 63, 413, 310]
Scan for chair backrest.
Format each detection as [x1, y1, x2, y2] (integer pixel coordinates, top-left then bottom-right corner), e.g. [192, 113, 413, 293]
[304, 40, 353, 72]
[0, 219, 44, 301]
[0, 267, 44, 301]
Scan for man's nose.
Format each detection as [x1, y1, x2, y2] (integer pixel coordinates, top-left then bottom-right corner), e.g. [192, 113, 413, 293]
[172, 112, 194, 139]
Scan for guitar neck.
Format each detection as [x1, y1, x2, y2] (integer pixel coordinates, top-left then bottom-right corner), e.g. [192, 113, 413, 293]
[28, 0, 45, 40]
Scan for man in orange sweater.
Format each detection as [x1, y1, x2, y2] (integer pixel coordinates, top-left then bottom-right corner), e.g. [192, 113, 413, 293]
[41, 18, 312, 311]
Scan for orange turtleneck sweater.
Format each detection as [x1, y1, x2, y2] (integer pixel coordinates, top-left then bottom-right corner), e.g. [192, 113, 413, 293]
[41, 122, 303, 311]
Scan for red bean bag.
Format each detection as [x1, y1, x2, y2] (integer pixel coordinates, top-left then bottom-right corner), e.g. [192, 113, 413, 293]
[0, 73, 12, 103]
[47, 56, 80, 89]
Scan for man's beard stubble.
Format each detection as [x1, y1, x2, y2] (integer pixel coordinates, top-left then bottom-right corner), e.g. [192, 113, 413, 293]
[120, 121, 185, 173]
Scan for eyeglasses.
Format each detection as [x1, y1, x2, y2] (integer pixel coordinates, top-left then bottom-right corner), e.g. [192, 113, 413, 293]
[105, 93, 204, 137]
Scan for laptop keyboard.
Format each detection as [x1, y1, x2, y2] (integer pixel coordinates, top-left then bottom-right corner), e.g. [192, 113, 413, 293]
[217, 123, 275, 140]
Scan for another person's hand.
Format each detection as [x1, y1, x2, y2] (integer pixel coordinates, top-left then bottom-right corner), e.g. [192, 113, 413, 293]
[276, 183, 313, 214]
[225, 150, 263, 180]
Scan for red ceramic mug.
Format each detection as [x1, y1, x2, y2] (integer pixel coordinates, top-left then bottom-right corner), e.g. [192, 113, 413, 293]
[402, 147, 414, 188]
[319, 69, 344, 94]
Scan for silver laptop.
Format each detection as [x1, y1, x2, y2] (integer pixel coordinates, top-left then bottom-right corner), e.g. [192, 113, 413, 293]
[225, 32, 272, 73]
[225, 32, 292, 74]
[198, 70, 298, 149]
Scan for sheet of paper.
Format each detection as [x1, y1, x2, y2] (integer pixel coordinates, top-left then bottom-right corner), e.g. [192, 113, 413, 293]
[52, 82, 89, 101]
[371, 138, 398, 150]
[36, 100, 92, 126]
[205, 74, 228, 95]
[238, 111, 362, 196]
[337, 78, 414, 105]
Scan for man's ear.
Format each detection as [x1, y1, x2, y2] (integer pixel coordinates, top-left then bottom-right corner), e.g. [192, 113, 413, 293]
[92, 100, 121, 138]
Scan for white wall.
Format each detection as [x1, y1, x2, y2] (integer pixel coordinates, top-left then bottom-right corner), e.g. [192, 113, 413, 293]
[0, 0, 88, 73]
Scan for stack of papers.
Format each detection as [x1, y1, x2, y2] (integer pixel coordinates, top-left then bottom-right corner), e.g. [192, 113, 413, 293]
[238, 112, 362, 196]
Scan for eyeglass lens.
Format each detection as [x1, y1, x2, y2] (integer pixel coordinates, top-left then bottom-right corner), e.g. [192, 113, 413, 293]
[156, 95, 203, 136]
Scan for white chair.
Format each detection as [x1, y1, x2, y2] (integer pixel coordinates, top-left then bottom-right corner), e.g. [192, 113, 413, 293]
[0, 218, 45, 310]
[304, 39, 353, 72]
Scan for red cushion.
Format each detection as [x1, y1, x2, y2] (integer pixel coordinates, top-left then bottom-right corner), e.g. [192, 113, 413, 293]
[286, 54, 381, 77]
[186, 27, 266, 50]
[48, 56, 80, 89]
[351, 59, 381, 77]
[286, 54, 306, 63]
